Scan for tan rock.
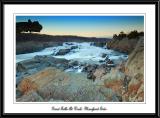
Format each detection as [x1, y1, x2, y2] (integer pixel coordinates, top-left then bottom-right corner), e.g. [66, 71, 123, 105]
[93, 68, 106, 80]
[17, 67, 64, 94]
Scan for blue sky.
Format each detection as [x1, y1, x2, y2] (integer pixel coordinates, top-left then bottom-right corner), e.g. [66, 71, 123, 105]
[16, 16, 144, 38]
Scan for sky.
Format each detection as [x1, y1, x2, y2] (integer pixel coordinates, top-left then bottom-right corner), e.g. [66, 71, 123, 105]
[16, 16, 144, 38]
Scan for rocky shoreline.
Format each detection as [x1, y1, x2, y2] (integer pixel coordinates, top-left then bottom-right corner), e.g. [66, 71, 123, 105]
[16, 35, 144, 102]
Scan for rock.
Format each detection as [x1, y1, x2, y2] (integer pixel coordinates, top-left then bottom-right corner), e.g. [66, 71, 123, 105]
[18, 55, 69, 71]
[87, 72, 96, 81]
[99, 87, 119, 102]
[82, 64, 97, 73]
[107, 59, 114, 64]
[101, 53, 107, 58]
[55, 49, 71, 55]
[91, 42, 106, 47]
[93, 68, 106, 80]
[107, 37, 140, 54]
[105, 56, 110, 62]
[124, 38, 144, 102]
[70, 46, 78, 50]
[16, 91, 44, 102]
[106, 60, 115, 67]
[99, 60, 105, 63]
[49, 98, 65, 102]
[17, 67, 62, 94]
[16, 56, 71, 86]
[102, 69, 125, 96]
[68, 61, 79, 67]
[16, 63, 26, 72]
[17, 67, 108, 102]
[65, 42, 73, 45]
[16, 89, 23, 98]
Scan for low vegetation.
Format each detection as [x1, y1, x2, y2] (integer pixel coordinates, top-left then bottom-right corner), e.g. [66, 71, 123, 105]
[113, 30, 144, 40]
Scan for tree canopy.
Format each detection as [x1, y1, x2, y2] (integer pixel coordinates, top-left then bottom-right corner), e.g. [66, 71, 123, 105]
[112, 30, 144, 40]
[16, 19, 43, 33]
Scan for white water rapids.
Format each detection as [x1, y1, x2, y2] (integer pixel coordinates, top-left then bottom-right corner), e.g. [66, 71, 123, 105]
[16, 42, 128, 64]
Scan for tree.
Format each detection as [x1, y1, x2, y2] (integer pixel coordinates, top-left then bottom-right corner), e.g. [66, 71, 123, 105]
[118, 31, 126, 40]
[113, 34, 118, 39]
[127, 30, 139, 39]
[16, 19, 43, 33]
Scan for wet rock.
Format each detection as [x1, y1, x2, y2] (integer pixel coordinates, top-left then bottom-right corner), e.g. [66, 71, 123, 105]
[82, 64, 98, 73]
[99, 60, 105, 63]
[65, 42, 73, 45]
[55, 49, 71, 55]
[101, 53, 107, 58]
[106, 60, 115, 67]
[91, 42, 106, 47]
[70, 46, 78, 50]
[105, 56, 110, 62]
[107, 59, 114, 64]
[16, 63, 26, 72]
[68, 61, 79, 67]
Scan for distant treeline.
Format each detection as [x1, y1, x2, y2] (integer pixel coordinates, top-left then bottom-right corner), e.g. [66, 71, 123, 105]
[113, 30, 144, 40]
[16, 19, 43, 33]
[16, 33, 111, 42]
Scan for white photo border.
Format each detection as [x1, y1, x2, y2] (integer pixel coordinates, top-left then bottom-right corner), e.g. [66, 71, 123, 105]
[4, 4, 155, 114]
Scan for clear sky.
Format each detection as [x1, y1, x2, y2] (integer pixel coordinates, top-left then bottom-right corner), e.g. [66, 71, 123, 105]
[16, 16, 144, 38]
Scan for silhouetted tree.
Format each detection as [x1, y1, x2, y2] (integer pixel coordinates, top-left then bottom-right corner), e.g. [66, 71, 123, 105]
[138, 31, 144, 36]
[127, 30, 139, 39]
[16, 19, 43, 33]
[118, 31, 126, 40]
[113, 34, 118, 39]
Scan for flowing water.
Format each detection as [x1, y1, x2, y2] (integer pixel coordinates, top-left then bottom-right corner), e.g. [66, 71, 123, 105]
[16, 42, 128, 72]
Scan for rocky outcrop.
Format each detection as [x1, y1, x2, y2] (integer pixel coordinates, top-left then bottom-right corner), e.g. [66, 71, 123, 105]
[102, 37, 144, 102]
[123, 37, 144, 102]
[107, 37, 141, 54]
[16, 56, 70, 85]
[16, 67, 114, 102]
